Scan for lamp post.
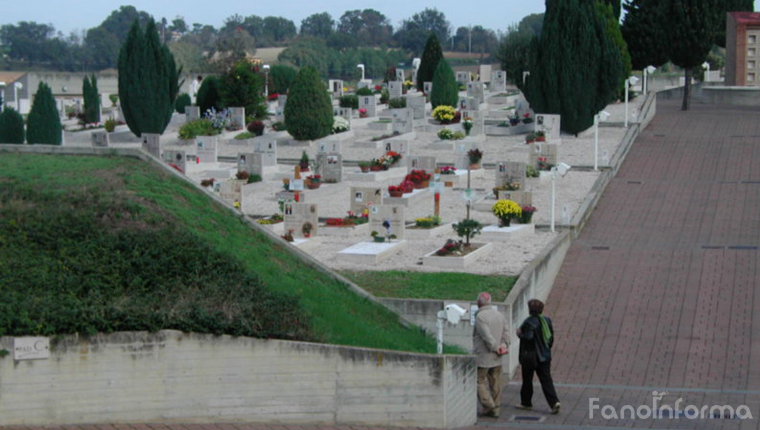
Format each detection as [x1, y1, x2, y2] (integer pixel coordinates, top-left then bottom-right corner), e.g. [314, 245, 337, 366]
[263, 64, 270, 98]
[522, 71, 530, 86]
[357, 64, 365, 82]
[551, 162, 571, 232]
[702, 61, 710, 82]
[0, 82, 5, 112]
[594, 111, 611, 171]
[13, 82, 23, 112]
[624, 76, 639, 128]
[643, 65, 656, 94]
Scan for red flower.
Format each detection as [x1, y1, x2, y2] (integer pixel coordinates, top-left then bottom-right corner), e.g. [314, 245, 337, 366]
[375, 85, 383, 91]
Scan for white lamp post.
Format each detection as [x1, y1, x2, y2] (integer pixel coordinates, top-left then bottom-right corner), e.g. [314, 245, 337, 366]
[263, 64, 270, 98]
[594, 111, 611, 171]
[0, 82, 5, 112]
[624, 76, 639, 128]
[551, 162, 571, 232]
[702, 61, 710, 82]
[436, 304, 465, 354]
[13, 82, 23, 112]
[522, 71, 530, 86]
[357, 64, 365, 81]
[643, 65, 656, 94]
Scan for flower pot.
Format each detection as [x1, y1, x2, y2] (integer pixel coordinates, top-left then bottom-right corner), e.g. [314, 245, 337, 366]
[360, 166, 370, 173]
[389, 190, 404, 198]
[499, 217, 511, 227]
[370, 165, 382, 172]
[299, 164, 309, 172]
[413, 179, 429, 189]
[373, 236, 385, 243]
[403, 182, 414, 193]
[304, 233, 311, 238]
[536, 136, 546, 142]
[382, 165, 389, 171]
[469, 162, 481, 170]
[520, 212, 534, 224]
[445, 181, 454, 187]
[306, 181, 321, 190]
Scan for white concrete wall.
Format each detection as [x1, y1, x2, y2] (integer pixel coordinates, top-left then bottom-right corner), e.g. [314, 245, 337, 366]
[0, 330, 476, 428]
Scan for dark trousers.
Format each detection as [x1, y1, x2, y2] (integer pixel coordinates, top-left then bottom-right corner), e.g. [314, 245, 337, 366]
[520, 359, 559, 408]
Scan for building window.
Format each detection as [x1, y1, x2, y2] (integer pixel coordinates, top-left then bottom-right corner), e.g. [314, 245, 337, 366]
[750, 35, 757, 44]
[750, 61, 757, 69]
[749, 73, 756, 83]
[750, 48, 757, 57]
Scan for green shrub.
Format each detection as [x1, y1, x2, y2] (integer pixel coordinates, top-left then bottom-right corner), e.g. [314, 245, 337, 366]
[235, 131, 253, 140]
[430, 59, 458, 109]
[453, 218, 482, 246]
[220, 60, 267, 119]
[339, 95, 359, 109]
[380, 88, 390, 104]
[248, 174, 262, 183]
[417, 33, 444, 91]
[271, 121, 287, 131]
[269, 64, 297, 94]
[104, 118, 117, 133]
[388, 97, 407, 109]
[82, 74, 101, 124]
[178, 119, 217, 140]
[356, 87, 373, 96]
[196, 75, 223, 116]
[174, 93, 192, 114]
[26, 82, 62, 145]
[284, 67, 333, 141]
[0, 108, 25, 144]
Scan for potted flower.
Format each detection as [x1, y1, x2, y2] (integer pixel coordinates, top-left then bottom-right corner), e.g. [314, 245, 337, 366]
[302, 222, 313, 238]
[535, 130, 546, 142]
[492, 199, 522, 227]
[525, 133, 536, 144]
[537, 156, 554, 171]
[305, 174, 322, 189]
[388, 184, 404, 198]
[371, 230, 385, 243]
[432, 105, 457, 124]
[358, 160, 371, 173]
[359, 108, 368, 118]
[406, 169, 432, 189]
[440, 166, 457, 175]
[463, 117, 473, 136]
[299, 150, 310, 172]
[509, 114, 520, 126]
[522, 113, 534, 124]
[467, 148, 484, 170]
[369, 158, 383, 171]
[520, 205, 537, 224]
[282, 229, 295, 242]
[400, 179, 415, 193]
[386, 150, 403, 166]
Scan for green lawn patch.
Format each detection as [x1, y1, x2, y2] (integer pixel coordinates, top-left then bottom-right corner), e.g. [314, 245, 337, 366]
[340, 271, 516, 302]
[0, 153, 456, 354]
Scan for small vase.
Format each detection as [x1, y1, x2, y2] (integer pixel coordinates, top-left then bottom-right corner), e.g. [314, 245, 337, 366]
[521, 213, 534, 224]
[499, 217, 511, 227]
[360, 166, 370, 173]
[389, 190, 404, 198]
[536, 136, 546, 142]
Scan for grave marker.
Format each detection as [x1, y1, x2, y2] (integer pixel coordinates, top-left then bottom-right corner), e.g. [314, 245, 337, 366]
[461, 110, 485, 136]
[396, 69, 405, 82]
[480, 65, 493, 83]
[423, 81, 433, 95]
[388, 81, 403, 99]
[317, 152, 342, 183]
[196, 136, 217, 163]
[91, 131, 109, 147]
[535, 114, 561, 141]
[456, 71, 472, 86]
[186, 106, 200, 122]
[229, 107, 245, 130]
[350, 187, 383, 215]
[238, 153, 267, 176]
[467, 82, 485, 105]
[454, 140, 478, 170]
[358, 95, 377, 117]
[495, 161, 526, 189]
[283, 202, 319, 239]
[163, 150, 186, 173]
[408, 156, 437, 173]
[405, 94, 426, 120]
[141, 133, 161, 158]
[369, 205, 406, 240]
[317, 139, 341, 154]
[528, 142, 559, 168]
[491, 70, 507, 92]
[328, 79, 344, 97]
[391, 108, 413, 134]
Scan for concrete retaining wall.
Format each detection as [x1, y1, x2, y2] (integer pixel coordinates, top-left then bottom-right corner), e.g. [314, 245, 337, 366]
[657, 83, 760, 108]
[0, 331, 476, 427]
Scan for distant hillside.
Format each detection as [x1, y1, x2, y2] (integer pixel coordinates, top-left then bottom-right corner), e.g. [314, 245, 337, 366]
[0, 153, 448, 353]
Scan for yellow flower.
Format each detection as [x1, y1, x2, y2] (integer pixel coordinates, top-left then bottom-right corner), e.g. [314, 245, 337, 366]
[492, 199, 522, 218]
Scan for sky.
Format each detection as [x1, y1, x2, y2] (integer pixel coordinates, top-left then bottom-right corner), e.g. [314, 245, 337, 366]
[3, 0, 549, 36]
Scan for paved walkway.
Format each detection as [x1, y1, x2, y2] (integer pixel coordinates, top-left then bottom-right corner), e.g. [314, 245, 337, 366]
[487, 100, 760, 429]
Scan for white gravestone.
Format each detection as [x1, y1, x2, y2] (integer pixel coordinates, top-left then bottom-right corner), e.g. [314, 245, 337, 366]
[391, 108, 413, 134]
[141, 133, 161, 158]
[358, 95, 377, 117]
[350, 187, 383, 215]
[238, 153, 267, 176]
[337, 107, 352, 127]
[396, 69, 405, 82]
[424, 81, 433, 95]
[92, 131, 109, 147]
[491, 70, 507, 92]
[196, 136, 217, 163]
[328, 79, 344, 98]
[405, 94, 426, 120]
[357, 79, 372, 89]
[497, 189, 533, 207]
[318, 139, 341, 154]
[535, 114, 561, 141]
[186, 106, 200, 122]
[461, 110, 485, 136]
[229, 107, 245, 130]
[283, 202, 319, 239]
[163, 150, 187, 173]
[458, 97, 480, 111]
[529, 142, 559, 168]
[388, 81, 403, 99]
[276, 95, 287, 121]
[317, 152, 342, 183]
[253, 139, 278, 166]
[480, 65, 493, 83]
[456, 72, 472, 86]
[467, 82, 485, 105]
[495, 161, 526, 189]
[369, 205, 406, 241]
[408, 156, 437, 174]
[454, 140, 479, 170]
[383, 139, 411, 166]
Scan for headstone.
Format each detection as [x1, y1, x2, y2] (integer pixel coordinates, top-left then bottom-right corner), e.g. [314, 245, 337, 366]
[358, 95, 377, 117]
[458, 96, 479, 111]
[467, 82, 485, 105]
[337, 107, 352, 122]
[284, 202, 319, 238]
[391, 108, 413, 134]
[412, 69, 418, 86]
[317, 139, 341, 154]
[350, 187, 383, 215]
[317, 152, 342, 183]
[196, 136, 217, 163]
[461, 110, 485, 136]
[388, 81, 403, 99]
[529, 142, 559, 168]
[164, 150, 187, 173]
[382, 138, 411, 165]
[369, 205, 406, 241]
[91, 131, 109, 147]
[423, 82, 433, 95]
[408, 156, 436, 173]
[357, 79, 372, 90]
[535, 114, 561, 141]
[186, 106, 200, 122]
[219, 179, 245, 204]
[238, 153, 266, 176]
[253, 139, 278, 165]
[491, 70, 507, 92]
[497, 190, 533, 207]
[480, 65, 493, 83]
[454, 140, 479, 170]
[396, 69, 405, 82]
[456, 71, 472, 86]
[141, 133, 161, 158]
[328, 79, 344, 97]
[495, 161, 526, 190]
[405, 94, 426, 120]
[229, 107, 246, 130]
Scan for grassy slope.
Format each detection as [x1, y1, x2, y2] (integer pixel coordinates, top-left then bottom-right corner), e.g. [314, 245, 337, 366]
[0, 153, 457, 353]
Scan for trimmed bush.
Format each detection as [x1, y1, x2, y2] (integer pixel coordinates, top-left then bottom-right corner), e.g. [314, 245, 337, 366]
[26, 82, 62, 145]
[269, 64, 297, 94]
[196, 76, 223, 116]
[388, 97, 407, 109]
[83, 74, 101, 124]
[178, 119, 217, 140]
[284, 66, 333, 141]
[430, 59, 458, 109]
[339, 95, 359, 109]
[0, 108, 25, 144]
[220, 60, 267, 119]
[356, 87, 373, 96]
[417, 33, 444, 92]
[174, 93, 192, 113]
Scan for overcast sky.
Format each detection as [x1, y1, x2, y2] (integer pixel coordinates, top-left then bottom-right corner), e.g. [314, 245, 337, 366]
[4, 0, 548, 36]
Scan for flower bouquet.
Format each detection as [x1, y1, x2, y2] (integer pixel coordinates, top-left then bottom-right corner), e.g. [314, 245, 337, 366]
[492, 199, 522, 227]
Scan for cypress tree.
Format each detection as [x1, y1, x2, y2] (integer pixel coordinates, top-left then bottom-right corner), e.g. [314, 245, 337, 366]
[598, 2, 632, 100]
[416, 33, 443, 92]
[83, 74, 101, 124]
[27, 82, 62, 145]
[621, 0, 669, 70]
[117, 19, 179, 136]
[525, 0, 622, 134]
[196, 76, 223, 116]
[665, 0, 717, 110]
[284, 66, 333, 141]
[430, 59, 458, 109]
[220, 60, 266, 119]
[602, 0, 622, 19]
[0, 107, 25, 144]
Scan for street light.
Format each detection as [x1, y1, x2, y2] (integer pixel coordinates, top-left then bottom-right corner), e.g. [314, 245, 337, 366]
[13, 82, 23, 112]
[0, 82, 5, 112]
[624, 76, 639, 128]
[551, 162, 571, 233]
[594, 111, 611, 171]
[263, 64, 270, 98]
[643, 65, 656, 94]
[702, 61, 710, 82]
[357, 64, 365, 81]
[522, 71, 530, 86]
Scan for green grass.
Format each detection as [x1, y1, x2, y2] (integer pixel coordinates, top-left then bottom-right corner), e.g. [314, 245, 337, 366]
[0, 153, 457, 354]
[340, 271, 516, 302]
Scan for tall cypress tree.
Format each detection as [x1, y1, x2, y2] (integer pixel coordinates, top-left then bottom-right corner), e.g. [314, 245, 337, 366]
[598, 2, 632, 100]
[430, 59, 458, 109]
[665, 0, 717, 110]
[602, 0, 622, 19]
[118, 19, 179, 136]
[284, 66, 333, 141]
[27, 82, 62, 145]
[416, 33, 443, 92]
[196, 76, 223, 116]
[621, 0, 669, 70]
[83, 74, 101, 124]
[525, 0, 622, 134]
[0, 107, 25, 144]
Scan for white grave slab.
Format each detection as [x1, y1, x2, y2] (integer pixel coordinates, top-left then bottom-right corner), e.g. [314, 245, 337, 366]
[481, 224, 534, 241]
[337, 240, 407, 264]
[196, 136, 217, 163]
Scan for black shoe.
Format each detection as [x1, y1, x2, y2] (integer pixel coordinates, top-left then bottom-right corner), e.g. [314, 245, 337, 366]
[551, 402, 561, 414]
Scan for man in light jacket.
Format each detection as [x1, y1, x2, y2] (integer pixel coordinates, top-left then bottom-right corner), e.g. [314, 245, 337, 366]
[472, 292, 510, 417]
